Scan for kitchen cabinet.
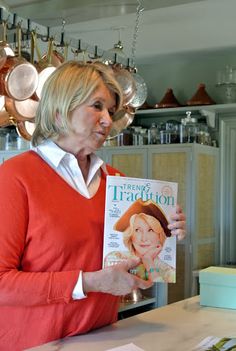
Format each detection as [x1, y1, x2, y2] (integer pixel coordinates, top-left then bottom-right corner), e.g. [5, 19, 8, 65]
[219, 112, 236, 265]
[103, 143, 219, 305]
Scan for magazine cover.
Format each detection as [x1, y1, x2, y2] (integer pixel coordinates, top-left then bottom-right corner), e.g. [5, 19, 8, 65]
[103, 175, 178, 283]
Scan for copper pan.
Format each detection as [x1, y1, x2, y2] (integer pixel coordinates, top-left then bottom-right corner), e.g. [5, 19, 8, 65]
[31, 34, 57, 100]
[0, 95, 12, 127]
[0, 108, 12, 127]
[108, 106, 135, 139]
[112, 64, 136, 106]
[34, 65, 56, 100]
[40, 49, 64, 67]
[5, 96, 38, 122]
[0, 25, 38, 101]
[0, 56, 39, 101]
[0, 21, 15, 70]
[16, 120, 35, 141]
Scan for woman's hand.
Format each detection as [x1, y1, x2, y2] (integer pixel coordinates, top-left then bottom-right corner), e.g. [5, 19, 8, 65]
[82, 257, 153, 296]
[168, 204, 186, 241]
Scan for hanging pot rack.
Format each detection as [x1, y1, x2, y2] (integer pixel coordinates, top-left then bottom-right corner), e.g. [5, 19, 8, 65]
[0, 2, 146, 141]
[0, 7, 128, 65]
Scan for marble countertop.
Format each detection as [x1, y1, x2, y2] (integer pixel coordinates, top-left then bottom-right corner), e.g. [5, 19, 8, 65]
[26, 296, 236, 351]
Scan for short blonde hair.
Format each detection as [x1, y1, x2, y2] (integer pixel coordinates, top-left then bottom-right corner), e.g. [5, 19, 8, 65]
[31, 60, 123, 146]
[123, 213, 167, 255]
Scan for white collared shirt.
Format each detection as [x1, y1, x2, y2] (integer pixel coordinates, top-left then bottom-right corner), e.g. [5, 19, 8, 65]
[32, 140, 107, 299]
[32, 139, 108, 198]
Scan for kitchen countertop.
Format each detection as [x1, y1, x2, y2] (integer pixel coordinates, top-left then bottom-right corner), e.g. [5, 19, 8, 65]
[26, 296, 236, 351]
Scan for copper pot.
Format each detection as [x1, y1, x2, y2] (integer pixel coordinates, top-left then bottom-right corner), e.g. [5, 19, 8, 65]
[5, 96, 38, 122]
[108, 105, 135, 139]
[0, 108, 12, 127]
[112, 64, 136, 106]
[0, 21, 15, 70]
[34, 65, 56, 100]
[0, 56, 39, 101]
[16, 120, 35, 141]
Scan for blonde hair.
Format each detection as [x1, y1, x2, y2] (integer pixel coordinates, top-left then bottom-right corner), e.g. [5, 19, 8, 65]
[31, 60, 123, 146]
[123, 213, 167, 255]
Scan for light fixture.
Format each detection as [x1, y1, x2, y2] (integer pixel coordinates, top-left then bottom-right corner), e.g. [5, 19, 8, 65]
[107, 27, 127, 60]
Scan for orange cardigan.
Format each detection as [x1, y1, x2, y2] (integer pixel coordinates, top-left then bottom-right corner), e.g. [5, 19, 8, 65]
[0, 151, 120, 351]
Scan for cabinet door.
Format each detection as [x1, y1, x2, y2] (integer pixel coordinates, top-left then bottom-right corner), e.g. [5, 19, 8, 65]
[148, 146, 190, 303]
[104, 146, 148, 178]
[194, 147, 219, 271]
[220, 116, 236, 264]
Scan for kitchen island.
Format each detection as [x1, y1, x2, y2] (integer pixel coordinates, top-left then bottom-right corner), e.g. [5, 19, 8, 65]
[26, 296, 236, 351]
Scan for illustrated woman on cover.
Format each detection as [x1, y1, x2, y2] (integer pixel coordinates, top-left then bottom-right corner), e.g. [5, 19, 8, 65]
[113, 198, 176, 282]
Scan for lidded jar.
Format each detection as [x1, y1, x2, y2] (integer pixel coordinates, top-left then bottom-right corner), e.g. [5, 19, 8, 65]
[148, 123, 159, 144]
[180, 111, 198, 143]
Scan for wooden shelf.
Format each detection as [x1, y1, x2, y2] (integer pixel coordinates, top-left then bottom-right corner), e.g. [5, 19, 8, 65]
[136, 103, 236, 116]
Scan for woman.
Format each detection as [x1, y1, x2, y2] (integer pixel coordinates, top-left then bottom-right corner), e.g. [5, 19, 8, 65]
[0, 61, 186, 351]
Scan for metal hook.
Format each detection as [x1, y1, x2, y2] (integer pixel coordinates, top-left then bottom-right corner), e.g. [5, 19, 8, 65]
[41, 26, 50, 42]
[0, 8, 3, 22]
[55, 19, 66, 47]
[88, 45, 103, 60]
[6, 13, 17, 30]
[21, 18, 31, 36]
[71, 39, 87, 55]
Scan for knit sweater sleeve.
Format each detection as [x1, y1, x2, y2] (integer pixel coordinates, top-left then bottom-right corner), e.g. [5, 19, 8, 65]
[0, 161, 80, 307]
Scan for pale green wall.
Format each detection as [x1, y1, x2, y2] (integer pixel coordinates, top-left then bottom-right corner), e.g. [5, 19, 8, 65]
[138, 48, 236, 106]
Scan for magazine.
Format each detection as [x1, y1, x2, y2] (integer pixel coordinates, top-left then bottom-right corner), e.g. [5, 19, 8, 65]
[193, 336, 236, 351]
[103, 175, 178, 283]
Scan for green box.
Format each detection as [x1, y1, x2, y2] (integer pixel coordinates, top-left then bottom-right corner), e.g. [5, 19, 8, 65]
[199, 266, 236, 309]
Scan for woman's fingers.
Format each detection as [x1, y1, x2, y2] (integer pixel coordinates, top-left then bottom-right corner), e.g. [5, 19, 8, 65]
[168, 204, 186, 240]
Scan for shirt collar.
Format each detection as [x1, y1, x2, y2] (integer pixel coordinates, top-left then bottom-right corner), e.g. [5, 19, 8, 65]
[31, 139, 108, 174]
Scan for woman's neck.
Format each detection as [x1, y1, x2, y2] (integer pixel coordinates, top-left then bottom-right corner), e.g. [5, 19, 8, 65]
[53, 138, 91, 182]
[77, 154, 90, 182]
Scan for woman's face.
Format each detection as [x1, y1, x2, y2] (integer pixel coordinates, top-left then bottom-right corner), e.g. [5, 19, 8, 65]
[131, 216, 165, 257]
[56, 81, 116, 156]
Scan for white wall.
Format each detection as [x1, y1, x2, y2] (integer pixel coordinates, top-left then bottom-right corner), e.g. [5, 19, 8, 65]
[138, 47, 236, 106]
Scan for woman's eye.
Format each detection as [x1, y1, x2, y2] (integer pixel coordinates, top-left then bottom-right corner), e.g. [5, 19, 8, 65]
[148, 229, 154, 233]
[94, 102, 103, 110]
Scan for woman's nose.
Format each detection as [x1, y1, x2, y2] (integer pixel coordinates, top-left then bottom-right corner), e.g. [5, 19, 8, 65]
[100, 110, 113, 127]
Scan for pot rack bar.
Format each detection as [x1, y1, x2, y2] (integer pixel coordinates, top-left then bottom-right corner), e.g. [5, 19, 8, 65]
[0, 7, 129, 65]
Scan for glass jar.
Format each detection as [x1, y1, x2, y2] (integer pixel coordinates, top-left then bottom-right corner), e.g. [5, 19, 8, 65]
[132, 126, 142, 146]
[160, 130, 172, 144]
[117, 127, 133, 146]
[165, 120, 180, 143]
[180, 111, 198, 143]
[148, 123, 159, 144]
[138, 128, 148, 145]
